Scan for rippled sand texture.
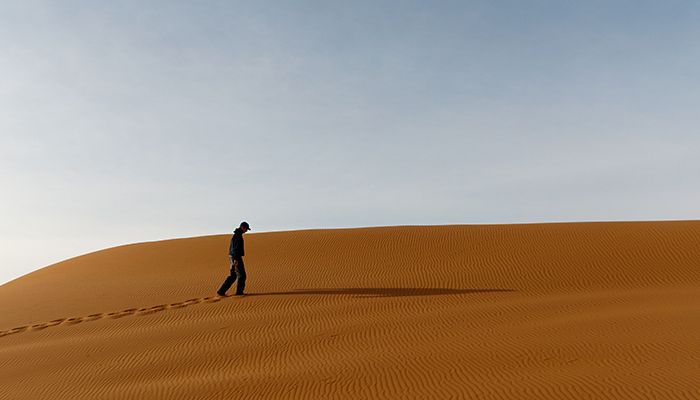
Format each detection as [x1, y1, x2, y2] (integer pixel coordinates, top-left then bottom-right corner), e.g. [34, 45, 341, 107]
[1, 222, 699, 399]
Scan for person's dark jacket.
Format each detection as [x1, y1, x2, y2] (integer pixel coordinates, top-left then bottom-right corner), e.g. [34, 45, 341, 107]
[229, 228, 245, 259]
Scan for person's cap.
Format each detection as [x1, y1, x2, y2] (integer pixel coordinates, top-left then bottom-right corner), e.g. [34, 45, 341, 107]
[240, 221, 251, 230]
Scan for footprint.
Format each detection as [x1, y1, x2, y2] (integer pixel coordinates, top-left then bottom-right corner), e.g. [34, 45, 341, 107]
[137, 305, 167, 315]
[107, 312, 130, 319]
[11, 317, 67, 334]
[46, 318, 66, 327]
[203, 296, 221, 303]
[2, 293, 228, 339]
[30, 323, 50, 331]
[108, 308, 137, 319]
[183, 298, 202, 306]
[84, 313, 104, 322]
[0, 327, 25, 337]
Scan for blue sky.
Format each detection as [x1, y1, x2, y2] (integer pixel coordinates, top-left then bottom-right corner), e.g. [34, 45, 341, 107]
[1, 1, 699, 284]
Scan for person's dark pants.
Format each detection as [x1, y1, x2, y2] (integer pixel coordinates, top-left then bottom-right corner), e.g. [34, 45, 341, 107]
[217, 257, 246, 295]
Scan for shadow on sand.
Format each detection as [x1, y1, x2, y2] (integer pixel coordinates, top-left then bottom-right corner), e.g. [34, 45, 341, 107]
[244, 287, 515, 298]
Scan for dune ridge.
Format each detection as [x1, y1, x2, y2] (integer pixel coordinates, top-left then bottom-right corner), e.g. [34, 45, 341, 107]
[1, 221, 699, 399]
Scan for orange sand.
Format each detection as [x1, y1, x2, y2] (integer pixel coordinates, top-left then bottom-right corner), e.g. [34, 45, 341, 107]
[1, 222, 699, 399]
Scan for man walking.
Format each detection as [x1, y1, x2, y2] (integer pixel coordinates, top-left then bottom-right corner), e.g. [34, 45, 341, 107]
[217, 221, 250, 296]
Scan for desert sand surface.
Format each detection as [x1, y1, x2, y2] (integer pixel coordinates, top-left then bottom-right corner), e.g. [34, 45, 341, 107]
[1, 221, 699, 399]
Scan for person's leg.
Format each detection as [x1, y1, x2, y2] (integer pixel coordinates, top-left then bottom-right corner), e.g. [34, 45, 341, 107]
[217, 257, 238, 295]
[234, 259, 247, 295]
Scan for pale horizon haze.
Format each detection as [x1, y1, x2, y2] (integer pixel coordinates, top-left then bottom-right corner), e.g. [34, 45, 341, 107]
[2, 1, 700, 285]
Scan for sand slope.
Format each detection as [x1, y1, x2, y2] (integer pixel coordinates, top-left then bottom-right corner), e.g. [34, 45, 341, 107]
[1, 222, 699, 399]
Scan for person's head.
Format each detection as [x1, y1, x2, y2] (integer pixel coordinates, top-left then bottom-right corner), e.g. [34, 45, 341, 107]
[239, 221, 251, 233]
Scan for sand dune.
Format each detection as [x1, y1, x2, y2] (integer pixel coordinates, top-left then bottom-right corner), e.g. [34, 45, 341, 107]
[1, 221, 699, 399]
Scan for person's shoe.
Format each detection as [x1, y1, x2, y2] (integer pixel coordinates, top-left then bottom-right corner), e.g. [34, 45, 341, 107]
[217, 291, 227, 297]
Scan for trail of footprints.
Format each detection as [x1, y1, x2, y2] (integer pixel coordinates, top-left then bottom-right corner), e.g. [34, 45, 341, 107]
[0, 295, 227, 339]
